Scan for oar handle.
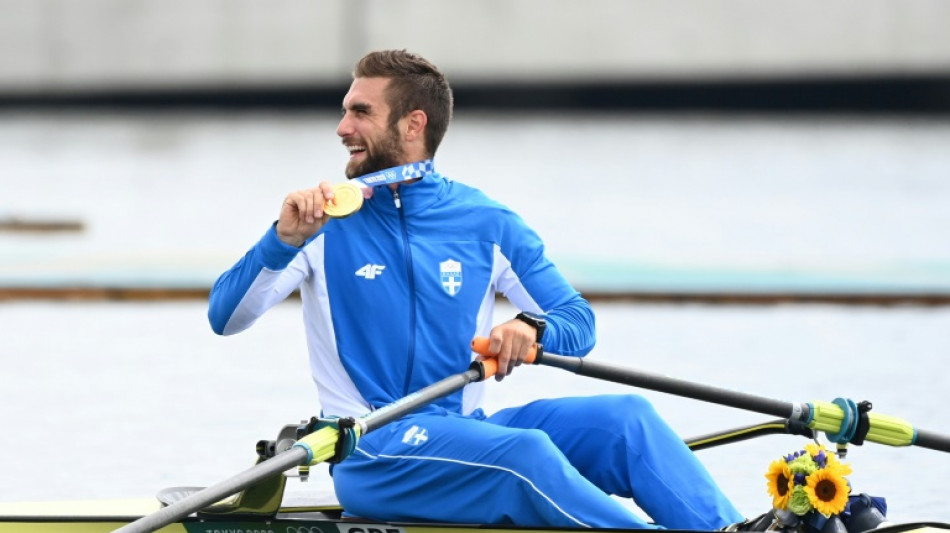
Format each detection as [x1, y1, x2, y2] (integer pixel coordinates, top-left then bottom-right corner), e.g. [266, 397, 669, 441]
[470, 337, 539, 376]
[809, 400, 950, 452]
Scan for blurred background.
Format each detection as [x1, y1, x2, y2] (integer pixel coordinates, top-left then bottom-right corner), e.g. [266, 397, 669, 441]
[2, 0, 950, 299]
[2, 0, 950, 525]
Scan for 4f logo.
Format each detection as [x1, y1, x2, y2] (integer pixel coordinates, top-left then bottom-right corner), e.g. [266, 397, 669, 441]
[355, 264, 386, 280]
[402, 425, 429, 446]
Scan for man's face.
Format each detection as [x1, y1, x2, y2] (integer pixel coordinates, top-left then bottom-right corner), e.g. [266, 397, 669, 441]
[337, 77, 406, 180]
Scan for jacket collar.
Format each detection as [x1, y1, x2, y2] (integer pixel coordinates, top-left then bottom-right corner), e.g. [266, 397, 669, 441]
[365, 171, 447, 216]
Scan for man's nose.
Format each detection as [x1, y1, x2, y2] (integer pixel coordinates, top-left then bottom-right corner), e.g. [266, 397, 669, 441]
[336, 114, 353, 137]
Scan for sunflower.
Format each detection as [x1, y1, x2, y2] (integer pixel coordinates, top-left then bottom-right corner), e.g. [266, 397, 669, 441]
[824, 453, 854, 477]
[804, 468, 851, 516]
[765, 459, 793, 509]
[804, 442, 823, 456]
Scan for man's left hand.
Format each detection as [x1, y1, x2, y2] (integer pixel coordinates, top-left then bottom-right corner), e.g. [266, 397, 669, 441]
[482, 319, 538, 382]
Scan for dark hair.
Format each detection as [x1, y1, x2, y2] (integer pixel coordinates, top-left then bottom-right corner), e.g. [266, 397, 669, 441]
[354, 50, 454, 157]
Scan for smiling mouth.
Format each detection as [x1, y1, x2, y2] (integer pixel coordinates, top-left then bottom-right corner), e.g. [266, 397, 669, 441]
[346, 144, 367, 158]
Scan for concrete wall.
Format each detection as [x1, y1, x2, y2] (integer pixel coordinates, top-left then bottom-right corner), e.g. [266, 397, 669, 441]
[3, 0, 950, 93]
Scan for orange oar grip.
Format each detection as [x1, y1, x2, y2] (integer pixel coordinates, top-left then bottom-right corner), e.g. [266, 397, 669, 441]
[478, 357, 499, 379]
[470, 336, 493, 357]
[470, 337, 538, 364]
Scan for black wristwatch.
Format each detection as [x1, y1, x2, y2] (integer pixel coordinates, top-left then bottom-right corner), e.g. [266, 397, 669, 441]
[515, 311, 546, 343]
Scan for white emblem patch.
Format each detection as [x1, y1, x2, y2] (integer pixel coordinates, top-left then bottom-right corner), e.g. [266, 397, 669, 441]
[439, 259, 462, 296]
[402, 425, 429, 446]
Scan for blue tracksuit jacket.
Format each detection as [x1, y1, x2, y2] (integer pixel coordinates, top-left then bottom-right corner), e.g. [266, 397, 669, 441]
[208, 171, 595, 418]
[208, 171, 742, 529]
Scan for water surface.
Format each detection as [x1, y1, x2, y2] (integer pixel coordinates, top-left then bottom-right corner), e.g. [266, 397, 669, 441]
[1, 300, 947, 523]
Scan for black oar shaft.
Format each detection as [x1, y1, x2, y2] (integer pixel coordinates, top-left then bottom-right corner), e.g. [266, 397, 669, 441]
[915, 429, 950, 453]
[539, 352, 950, 454]
[540, 353, 799, 420]
[114, 364, 487, 533]
[363, 368, 481, 432]
[113, 447, 308, 533]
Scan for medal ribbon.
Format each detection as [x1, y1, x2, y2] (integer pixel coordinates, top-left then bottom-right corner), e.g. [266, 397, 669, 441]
[326, 159, 434, 217]
[352, 159, 435, 189]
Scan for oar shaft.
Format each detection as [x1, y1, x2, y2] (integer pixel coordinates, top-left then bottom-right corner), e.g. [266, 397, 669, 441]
[362, 368, 482, 432]
[114, 363, 491, 533]
[539, 351, 950, 453]
[914, 429, 950, 453]
[540, 352, 800, 420]
[474, 337, 950, 454]
[113, 447, 308, 533]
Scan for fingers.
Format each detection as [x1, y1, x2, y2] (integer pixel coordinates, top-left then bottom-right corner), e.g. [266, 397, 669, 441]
[288, 184, 335, 223]
[486, 331, 510, 380]
[486, 320, 537, 382]
[276, 183, 335, 246]
[318, 182, 336, 213]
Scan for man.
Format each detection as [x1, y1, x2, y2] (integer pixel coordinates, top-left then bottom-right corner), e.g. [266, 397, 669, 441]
[209, 49, 744, 529]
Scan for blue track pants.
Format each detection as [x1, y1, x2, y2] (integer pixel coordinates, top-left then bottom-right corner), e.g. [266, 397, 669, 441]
[333, 395, 743, 529]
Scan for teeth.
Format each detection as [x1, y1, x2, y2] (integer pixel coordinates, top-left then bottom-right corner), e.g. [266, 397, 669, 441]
[346, 145, 366, 154]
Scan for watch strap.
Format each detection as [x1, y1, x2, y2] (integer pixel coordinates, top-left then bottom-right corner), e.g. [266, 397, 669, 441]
[514, 311, 546, 343]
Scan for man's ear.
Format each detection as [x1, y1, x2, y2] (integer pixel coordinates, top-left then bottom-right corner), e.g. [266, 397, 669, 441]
[405, 110, 428, 141]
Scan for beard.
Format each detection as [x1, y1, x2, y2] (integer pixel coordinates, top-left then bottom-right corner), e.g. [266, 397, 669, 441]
[345, 125, 405, 180]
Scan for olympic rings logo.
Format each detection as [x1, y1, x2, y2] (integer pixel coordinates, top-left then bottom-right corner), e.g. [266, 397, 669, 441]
[280, 523, 406, 533]
[284, 527, 323, 533]
[334, 525, 405, 533]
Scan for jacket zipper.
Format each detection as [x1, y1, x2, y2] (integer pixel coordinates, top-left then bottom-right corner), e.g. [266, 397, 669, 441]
[393, 187, 417, 395]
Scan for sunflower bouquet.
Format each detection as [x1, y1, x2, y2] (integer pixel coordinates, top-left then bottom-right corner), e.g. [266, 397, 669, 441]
[766, 443, 852, 519]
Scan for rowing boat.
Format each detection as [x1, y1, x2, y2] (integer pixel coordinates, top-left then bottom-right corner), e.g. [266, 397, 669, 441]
[1, 506, 949, 533]
[0, 480, 348, 533]
[3, 471, 950, 533]
[2, 486, 950, 533]
[4, 342, 949, 533]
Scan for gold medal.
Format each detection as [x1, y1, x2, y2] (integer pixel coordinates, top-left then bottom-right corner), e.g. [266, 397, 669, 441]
[324, 182, 365, 219]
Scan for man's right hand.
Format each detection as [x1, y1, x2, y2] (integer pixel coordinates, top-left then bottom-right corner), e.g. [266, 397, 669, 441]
[276, 182, 336, 247]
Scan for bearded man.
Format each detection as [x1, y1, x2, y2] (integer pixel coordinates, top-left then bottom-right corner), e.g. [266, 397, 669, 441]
[209, 49, 743, 529]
